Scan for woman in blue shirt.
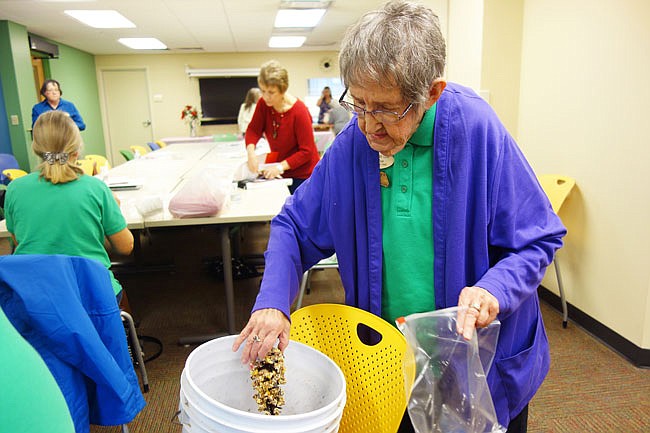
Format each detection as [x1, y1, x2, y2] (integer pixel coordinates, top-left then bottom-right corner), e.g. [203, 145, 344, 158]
[32, 79, 86, 130]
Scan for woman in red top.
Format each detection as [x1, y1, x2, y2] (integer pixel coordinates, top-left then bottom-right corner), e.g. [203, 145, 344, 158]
[245, 60, 319, 193]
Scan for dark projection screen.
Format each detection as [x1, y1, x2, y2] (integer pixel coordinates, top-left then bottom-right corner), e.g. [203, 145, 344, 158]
[198, 76, 259, 125]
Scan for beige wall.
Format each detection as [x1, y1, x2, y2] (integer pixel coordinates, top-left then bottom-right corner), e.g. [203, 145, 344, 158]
[515, 0, 650, 348]
[446, 0, 484, 90]
[94, 51, 340, 141]
[480, 0, 649, 350]
[481, 0, 524, 137]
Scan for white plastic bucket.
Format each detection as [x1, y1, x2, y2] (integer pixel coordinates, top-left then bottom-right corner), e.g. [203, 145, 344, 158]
[179, 335, 346, 433]
[179, 370, 346, 433]
[179, 388, 344, 433]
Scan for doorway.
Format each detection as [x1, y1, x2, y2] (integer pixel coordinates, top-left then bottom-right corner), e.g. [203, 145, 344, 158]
[100, 68, 153, 166]
[31, 57, 45, 100]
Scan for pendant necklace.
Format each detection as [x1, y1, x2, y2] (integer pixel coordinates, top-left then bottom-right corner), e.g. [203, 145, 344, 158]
[272, 110, 282, 139]
[379, 153, 394, 188]
[272, 98, 289, 139]
[380, 172, 390, 188]
[272, 115, 279, 139]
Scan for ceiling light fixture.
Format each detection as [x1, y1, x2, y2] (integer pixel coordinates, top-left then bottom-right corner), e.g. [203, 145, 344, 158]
[118, 38, 167, 50]
[279, 0, 332, 8]
[268, 36, 307, 48]
[64, 10, 135, 29]
[275, 9, 326, 28]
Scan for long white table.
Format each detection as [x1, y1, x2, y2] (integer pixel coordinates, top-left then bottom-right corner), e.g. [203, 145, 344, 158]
[2, 141, 290, 340]
[314, 130, 335, 153]
[112, 141, 290, 340]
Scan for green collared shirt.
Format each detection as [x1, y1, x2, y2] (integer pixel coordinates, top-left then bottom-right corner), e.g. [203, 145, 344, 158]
[381, 104, 436, 324]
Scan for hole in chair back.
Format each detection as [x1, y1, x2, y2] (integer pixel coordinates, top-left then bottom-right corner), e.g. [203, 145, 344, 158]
[357, 323, 383, 346]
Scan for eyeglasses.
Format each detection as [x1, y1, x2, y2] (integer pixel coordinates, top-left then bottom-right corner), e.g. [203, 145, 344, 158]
[338, 88, 414, 124]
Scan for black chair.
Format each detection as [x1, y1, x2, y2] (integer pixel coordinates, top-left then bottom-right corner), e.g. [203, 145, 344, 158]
[121, 311, 150, 392]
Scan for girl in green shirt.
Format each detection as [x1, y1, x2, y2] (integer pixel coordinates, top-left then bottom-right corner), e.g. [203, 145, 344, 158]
[5, 111, 134, 299]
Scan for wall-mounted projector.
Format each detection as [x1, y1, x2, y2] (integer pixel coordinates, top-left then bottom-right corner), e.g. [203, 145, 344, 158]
[29, 35, 59, 58]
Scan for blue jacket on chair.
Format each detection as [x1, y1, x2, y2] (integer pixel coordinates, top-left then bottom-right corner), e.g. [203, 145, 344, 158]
[0, 255, 145, 433]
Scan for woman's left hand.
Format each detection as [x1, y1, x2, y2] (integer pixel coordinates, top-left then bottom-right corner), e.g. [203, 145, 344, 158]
[456, 286, 500, 340]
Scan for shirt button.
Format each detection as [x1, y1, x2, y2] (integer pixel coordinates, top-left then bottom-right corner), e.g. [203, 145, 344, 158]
[401, 160, 408, 168]
[401, 185, 407, 193]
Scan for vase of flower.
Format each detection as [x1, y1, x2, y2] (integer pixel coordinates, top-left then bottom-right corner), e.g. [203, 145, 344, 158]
[181, 105, 199, 137]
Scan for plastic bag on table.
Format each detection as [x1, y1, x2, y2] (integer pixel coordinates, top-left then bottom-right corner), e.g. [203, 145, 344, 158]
[168, 168, 230, 218]
[397, 307, 506, 433]
[233, 138, 271, 182]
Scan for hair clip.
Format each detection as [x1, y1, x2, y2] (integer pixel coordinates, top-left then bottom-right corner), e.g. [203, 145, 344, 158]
[43, 152, 69, 165]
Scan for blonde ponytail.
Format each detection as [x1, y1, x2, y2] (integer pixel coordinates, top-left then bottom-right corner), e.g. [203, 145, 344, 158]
[32, 111, 83, 184]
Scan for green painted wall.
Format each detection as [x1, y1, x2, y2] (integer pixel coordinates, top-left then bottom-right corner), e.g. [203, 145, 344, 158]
[45, 41, 105, 157]
[0, 73, 12, 153]
[0, 21, 105, 170]
[0, 21, 36, 170]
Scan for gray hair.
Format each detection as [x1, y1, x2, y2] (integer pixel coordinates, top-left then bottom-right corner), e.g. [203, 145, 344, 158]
[339, 0, 446, 105]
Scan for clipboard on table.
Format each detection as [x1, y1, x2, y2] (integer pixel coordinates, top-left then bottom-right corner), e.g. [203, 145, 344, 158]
[240, 177, 293, 190]
[104, 177, 143, 191]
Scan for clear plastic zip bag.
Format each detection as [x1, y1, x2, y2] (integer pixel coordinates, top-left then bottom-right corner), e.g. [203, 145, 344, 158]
[397, 307, 506, 433]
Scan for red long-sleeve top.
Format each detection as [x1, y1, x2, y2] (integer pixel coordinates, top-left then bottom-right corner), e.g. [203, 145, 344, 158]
[245, 98, 319, 180]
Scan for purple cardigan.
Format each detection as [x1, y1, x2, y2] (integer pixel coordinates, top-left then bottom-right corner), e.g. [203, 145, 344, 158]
[253, 83, 566, 426]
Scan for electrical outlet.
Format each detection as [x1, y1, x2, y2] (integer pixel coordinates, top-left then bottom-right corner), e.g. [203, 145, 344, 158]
[10, 115, 19, 125]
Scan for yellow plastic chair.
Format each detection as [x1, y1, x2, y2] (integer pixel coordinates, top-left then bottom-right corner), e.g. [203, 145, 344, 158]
[538, 174, 576, 328]
[129, 145, 150, 156]
[84, 154, 111, 171]
[0, 153, 21, 185]
[2, 168, 28, 181]
[291, 304, 415, 433]
[154, 140, 167, 148]
[76, 159, 96, 175]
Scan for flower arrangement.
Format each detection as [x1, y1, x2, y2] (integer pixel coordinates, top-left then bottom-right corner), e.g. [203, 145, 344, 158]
[181, 105, 200, 136]
[181, 105, 199, 123]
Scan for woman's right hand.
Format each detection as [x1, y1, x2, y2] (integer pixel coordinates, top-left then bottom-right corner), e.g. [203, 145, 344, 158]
[247, 155, 259, 174]
[232, 308, 290, 365]
[246, 145, 259, 174]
